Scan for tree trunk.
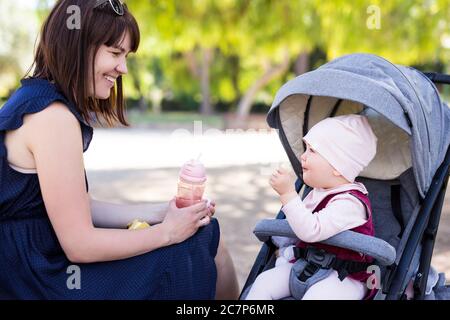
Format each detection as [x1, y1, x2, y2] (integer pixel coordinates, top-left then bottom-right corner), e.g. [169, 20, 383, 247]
[184, 50, 200, 78]
[184, 48, 214, 115]
[236, 51, 290, 122]
[152, 98, 162, 114]
[294, 51, 310, 75]
[128, 57, 149, 113]
[200, 47, 214, 115]
[138, 96, 148, 113]
[150, 89, 163, 114]
[229, 55, 241, 106]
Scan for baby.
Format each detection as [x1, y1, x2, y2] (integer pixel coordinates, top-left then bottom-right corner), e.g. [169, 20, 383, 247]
[246, 114, 378, 300]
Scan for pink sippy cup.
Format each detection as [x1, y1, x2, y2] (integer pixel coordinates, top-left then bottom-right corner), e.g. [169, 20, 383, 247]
[176, 158, 207, 208]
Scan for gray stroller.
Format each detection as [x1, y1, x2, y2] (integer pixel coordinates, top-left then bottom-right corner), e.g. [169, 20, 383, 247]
[241, 53, 450, 300]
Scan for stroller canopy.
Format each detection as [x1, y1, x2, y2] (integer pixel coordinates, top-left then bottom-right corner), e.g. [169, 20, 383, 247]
[267, 53, 450, 198]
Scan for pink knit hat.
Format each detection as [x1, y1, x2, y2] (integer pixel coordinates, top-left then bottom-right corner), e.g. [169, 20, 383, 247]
[303, 114, 377, 182]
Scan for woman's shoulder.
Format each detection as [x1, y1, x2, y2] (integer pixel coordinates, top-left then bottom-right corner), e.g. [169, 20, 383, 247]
[22, 102, 85, 161]
[1, 78, 93, 152]
[23, 101, 81, 132]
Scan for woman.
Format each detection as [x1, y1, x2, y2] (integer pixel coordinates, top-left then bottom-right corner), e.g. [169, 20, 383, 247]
[0, 0, 238, 299]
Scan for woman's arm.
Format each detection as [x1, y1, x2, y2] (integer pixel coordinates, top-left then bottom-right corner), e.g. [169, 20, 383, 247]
[25, 102, 211, 263]
[90, 197, 215, 228]
[89, 197, 168, 228]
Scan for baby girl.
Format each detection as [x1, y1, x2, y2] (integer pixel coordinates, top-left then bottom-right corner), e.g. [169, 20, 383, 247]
[246, 114, 378, 300]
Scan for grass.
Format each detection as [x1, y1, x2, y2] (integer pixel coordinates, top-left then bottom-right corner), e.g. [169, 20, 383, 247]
[126, 110, 225, 128]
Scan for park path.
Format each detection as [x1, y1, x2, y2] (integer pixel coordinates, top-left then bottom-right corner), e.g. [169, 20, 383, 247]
[85, 128, 450, 290]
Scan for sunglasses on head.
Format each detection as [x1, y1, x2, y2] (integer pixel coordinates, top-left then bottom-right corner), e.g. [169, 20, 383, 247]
[94, 0, 124, 16]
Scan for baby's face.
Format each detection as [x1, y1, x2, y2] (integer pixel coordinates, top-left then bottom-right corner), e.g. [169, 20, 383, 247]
[300, 143, 339, 188]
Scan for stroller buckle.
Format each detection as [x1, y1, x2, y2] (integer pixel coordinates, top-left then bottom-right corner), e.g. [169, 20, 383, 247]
[305, 247, 336, 269]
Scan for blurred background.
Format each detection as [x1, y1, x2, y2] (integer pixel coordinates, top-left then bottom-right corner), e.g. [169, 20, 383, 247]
[2, 0, 450, 117]
[1, 0, 449, 290]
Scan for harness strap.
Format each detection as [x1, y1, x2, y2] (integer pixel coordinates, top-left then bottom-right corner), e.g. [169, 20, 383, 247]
[293, 246, 371, 281]
[329, 99, 343, 118]
[302, 96, 313, 152]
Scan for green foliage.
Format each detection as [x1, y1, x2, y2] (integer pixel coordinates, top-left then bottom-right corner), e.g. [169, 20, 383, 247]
[126, 110, 224, 127]
[2, 0, 450, 113]
[126, 0, 450, 112]
[0, 1, 40, 97]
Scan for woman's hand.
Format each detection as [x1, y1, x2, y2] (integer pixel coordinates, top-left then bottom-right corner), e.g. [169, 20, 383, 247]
[207, 200, 216, 216]
[161, 198, 211, 245]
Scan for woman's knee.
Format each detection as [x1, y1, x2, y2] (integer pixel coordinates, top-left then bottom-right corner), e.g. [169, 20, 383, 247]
[214, 236, 239, 300]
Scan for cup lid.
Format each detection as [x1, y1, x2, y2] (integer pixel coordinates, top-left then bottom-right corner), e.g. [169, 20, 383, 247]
[179, 159, 207, 183]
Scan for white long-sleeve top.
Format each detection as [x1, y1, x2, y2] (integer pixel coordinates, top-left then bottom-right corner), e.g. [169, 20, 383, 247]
[282, 182, 369, 243]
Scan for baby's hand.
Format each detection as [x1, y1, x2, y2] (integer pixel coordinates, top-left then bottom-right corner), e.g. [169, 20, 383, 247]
[269, 167, 296, 196]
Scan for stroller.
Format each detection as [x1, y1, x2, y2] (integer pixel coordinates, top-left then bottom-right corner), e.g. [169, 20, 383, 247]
[240, 53, 450, 300]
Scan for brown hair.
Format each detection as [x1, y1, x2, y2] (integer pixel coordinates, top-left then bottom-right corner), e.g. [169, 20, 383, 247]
[27, 0, 140, 126]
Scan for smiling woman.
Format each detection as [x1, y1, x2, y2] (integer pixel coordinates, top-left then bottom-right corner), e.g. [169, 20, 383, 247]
[0, 0, 238, 300]
[31, 0, 139, 126]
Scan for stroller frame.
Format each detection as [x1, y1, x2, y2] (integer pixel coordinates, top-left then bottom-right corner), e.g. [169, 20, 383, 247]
[241, 72, 450, 300]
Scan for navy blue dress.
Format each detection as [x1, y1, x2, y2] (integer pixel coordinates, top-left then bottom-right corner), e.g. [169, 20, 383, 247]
[0, 78, 219, 299]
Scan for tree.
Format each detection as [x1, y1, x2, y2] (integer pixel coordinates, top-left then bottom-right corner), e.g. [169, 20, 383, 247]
[129, 0, 253, 115]
[234, 0, 319, 121]
[0, 1, 39, 98]
[126, 0, 450, 117]
[235, 0, 450, 120]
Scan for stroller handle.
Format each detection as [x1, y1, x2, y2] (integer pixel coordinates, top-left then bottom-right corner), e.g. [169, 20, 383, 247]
[423, 72, 450, 85]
